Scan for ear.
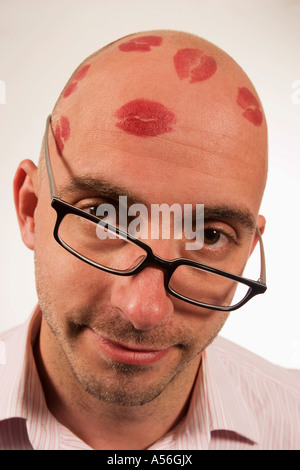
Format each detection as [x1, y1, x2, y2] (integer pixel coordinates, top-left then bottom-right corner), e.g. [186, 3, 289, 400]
[249, 214, 266, 256]
[13, 159, 39, 251]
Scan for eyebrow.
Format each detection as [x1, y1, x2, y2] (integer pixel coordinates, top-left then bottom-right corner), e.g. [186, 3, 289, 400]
[58, 176, 257, 231]
[202, 206, 256, 232]
[58, 176, 146, 207]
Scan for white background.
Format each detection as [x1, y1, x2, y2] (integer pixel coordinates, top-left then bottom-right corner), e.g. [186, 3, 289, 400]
[0, 0, 299, 368]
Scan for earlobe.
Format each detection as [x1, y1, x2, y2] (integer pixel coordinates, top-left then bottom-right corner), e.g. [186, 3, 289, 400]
[13, 159, 39, 251]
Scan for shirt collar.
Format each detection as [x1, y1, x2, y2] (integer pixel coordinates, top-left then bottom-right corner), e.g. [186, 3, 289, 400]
[148, 338, 259, 450]
[176, 338, 260, 449]
[0, 307, 91, 450]
[204, 338, 260, 443]
[0, 307, 42, 421]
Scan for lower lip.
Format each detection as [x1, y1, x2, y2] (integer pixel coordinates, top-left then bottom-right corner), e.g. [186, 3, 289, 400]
[89, 330, 172, 366]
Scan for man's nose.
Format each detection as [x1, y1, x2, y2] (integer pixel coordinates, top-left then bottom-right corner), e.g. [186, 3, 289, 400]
[110, 265, 174, 331]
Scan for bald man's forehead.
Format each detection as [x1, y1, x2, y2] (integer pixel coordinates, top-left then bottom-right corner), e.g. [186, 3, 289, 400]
[49, 30, 267, 204]
[56, 30, 266, 134]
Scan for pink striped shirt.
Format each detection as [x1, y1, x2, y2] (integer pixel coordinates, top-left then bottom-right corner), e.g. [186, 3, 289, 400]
[0, 307, 299, 450]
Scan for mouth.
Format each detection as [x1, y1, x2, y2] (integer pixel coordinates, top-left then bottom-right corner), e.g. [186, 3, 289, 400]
[114, 99, 177, 137]
[89, 328, 173, 366]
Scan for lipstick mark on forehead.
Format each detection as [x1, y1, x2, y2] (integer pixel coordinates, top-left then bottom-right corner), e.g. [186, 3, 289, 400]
[73, 64, 90, 81]
[55, 116, 70, 156]
[63, 82, 78, 98]
[115, 99, 176, 137]
[118, 36, 163, 52]
[237, 87, 263, 127]
[63, 64, 91, 98]
[174, 49, 217, 83]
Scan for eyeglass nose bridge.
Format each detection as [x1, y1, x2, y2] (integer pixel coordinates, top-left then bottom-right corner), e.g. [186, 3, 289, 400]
[133, 246, 180, 288]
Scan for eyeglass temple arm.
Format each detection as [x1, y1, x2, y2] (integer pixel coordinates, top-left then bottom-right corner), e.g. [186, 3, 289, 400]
[44, 115, 58, 199]
[256, 226, 266, 285]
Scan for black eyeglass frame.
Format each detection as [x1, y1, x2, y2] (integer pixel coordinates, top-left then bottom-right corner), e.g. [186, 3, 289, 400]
[44, 115, 267, 312]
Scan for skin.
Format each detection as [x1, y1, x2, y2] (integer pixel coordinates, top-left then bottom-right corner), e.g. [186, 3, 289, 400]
[13, 30, 268, 450]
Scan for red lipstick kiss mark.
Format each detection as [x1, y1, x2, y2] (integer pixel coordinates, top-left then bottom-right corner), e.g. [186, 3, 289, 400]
[237, 87, 263, 126]
[54, 116, 70, 155]
[173, 49, 217, 83]
[118, 35, 162, 52]
[63, 64, 91, 98]
[115, 99, 176, 137]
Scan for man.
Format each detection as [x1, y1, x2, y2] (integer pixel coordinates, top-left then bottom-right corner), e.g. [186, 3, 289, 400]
[1, 30, 299, 450]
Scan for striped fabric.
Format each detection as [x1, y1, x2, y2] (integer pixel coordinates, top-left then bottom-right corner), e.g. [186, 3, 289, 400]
[0, 307, 299, 450]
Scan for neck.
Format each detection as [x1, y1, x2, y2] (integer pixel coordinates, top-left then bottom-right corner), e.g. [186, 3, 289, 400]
[34, 317, 201, 450]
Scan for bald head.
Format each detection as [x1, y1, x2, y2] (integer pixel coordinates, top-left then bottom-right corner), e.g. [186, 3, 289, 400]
[45, 30, 267, 212]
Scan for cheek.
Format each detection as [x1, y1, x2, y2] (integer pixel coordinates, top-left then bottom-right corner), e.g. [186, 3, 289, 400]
[190, 309, 230, 354]
[172, 297, 230, 352]
[51, 255, 113, 307]
[34, 204, 113, 312]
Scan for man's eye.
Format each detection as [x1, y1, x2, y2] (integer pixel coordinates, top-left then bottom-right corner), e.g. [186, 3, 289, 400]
[83, 205, 110, 220]
[204, 229, 222, 245]
[203, 228, 233, 248]
[91, 206, 110, 220]
[83, 203, 122, 228]
[87, 205, 98, 217]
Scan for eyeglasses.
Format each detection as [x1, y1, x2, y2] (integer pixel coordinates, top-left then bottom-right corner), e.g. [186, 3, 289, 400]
[44, 115, 267, 312]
